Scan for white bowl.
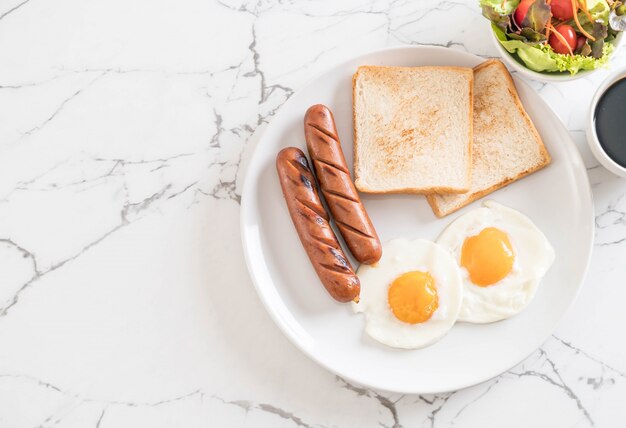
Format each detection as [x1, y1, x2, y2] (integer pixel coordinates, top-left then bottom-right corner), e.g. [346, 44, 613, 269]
[586, 67, 626, 177]
[491, 27, 623, 83]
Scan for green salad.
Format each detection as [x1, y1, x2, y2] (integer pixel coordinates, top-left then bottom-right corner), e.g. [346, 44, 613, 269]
[481, 0, 626, 74]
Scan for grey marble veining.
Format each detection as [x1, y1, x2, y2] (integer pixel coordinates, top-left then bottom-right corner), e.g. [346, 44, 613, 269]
[0, 0, 625, 426]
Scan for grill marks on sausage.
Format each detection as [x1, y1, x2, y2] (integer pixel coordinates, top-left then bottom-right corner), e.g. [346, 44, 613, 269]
[320, 262, 351, 274]
[311, 154, 350, 175]
[289, 158, 312, 174]
[321, 186, 360, 204]
[285, 175, 300, 188]
[308, 134, 375, 240]
[304, 105, 382, 265]
[291, 158, 313, 191]
[306, 122, 339, 142]
[335, 219, 375, 240]
[277, 146, 359, 302]
[295, 153, 309, 168]
[312, 159, 360, 205]
[305, 126, 362, 206]
[329, 248, 350, 269]
[300, 174, 312, 189]
[311, 233, 340, 249]
[295, 197, 328, 222]
[288, 158, 328, 220]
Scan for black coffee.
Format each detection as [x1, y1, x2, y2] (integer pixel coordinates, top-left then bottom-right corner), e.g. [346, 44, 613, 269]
[595, 77, 626, 167]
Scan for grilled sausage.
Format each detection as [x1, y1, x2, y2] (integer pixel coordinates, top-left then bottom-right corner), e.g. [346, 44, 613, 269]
[304, 104, 382, 265]
[276, 147, 360, 303]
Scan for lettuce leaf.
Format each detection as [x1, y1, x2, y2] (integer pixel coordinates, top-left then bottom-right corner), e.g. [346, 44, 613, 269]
[561, 0, 610, 43]
[521, 0, 551, 32]
[479, 0, 520, 15]
[587, 0, 610, 23]
[565, 0, 610, 30]
[482, 4, 512, 31]
[492, 23, 615, 73]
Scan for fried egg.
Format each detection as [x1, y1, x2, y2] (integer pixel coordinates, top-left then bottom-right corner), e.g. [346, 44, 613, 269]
[436, 201, 555, 323]
[352, 239, 463, 349]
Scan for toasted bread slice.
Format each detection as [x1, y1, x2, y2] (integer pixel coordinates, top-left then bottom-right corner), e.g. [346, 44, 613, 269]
[427, 60, 551, 217]
[353, 65, 473, 194]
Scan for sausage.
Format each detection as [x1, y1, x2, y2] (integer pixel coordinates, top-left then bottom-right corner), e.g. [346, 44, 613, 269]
[276, 147, 360, 303]
[304, 104, 382, 265]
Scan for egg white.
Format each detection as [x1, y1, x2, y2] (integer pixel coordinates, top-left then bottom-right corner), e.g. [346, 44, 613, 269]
[436, 200, 555, 323]
[352, 238, 463, 349]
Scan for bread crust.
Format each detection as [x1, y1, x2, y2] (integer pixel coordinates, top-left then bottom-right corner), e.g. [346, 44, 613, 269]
[357, 184, 470, 195]
[466, 70, 474, 198]
[426, 161, 549, 217]
[355, 65, 476, 74]
[352, 65, 474, 195]
[476, 60, 550, 165]
[427, 59, 551, 217]
[352, 69, 360, 190]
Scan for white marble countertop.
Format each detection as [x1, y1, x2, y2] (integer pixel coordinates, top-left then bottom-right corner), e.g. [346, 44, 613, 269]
[1, 0, 626, 426]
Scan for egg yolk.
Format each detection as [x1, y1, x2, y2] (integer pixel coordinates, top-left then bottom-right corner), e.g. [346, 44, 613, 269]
[388, 271, 439, 324]
[460, 227, 515, 286]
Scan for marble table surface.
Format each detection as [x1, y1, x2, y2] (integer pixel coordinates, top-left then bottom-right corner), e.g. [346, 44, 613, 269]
[1, 0, 626, 426]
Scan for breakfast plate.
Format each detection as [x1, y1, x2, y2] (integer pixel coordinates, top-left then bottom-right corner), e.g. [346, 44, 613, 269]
[240, 46, 594, 393]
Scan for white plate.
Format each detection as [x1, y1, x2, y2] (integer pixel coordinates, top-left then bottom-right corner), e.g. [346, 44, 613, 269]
[240, 46, 594, 394]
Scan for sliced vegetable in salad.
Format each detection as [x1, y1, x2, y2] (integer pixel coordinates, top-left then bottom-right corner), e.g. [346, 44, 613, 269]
[481, 0, 625, 73]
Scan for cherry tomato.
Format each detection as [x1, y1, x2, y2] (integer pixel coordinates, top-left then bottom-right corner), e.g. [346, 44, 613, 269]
[514, 0, 535, 25]
[550, 0, 575, 20]
[548, 24, 577, 54]
[576, 35, 587, 51]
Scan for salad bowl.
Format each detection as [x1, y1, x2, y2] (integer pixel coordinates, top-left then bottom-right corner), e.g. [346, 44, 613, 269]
[483, 0, 625, 82]
[491, 28, 623, 82]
